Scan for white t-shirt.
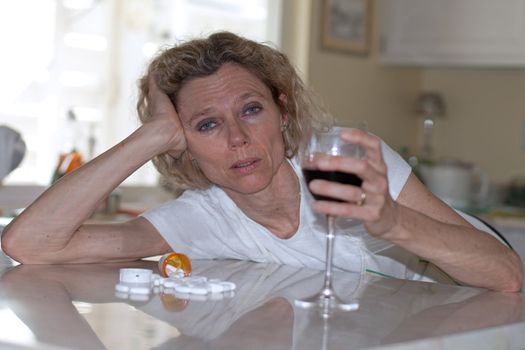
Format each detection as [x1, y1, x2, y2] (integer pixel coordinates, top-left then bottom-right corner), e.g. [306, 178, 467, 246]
[142, 142, 459, 283]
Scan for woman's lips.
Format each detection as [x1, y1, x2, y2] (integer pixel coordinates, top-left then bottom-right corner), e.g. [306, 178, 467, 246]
[231, 158, 260, 174]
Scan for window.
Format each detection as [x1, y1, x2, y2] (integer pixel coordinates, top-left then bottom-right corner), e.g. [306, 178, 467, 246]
[0, 0, 281, 185]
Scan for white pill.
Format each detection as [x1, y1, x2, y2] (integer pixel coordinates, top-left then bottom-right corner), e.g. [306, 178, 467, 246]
[220, 282, 236, 292]
[175, 284, 192, 294]
[168, 269, 185, 279]
[165, 264, 177, 273]
[115, 292, 129, 299]
[115, 283, 130, 293]
[188, 283, 208, 295]
[183, 276, 207, 284]
[128, 286, 151, 295]
[207, 282, 224, 293]
[163, 279, 182, 288]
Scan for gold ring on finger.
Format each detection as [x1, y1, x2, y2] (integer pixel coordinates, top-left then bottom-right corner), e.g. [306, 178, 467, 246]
[356, 191, 366, 206]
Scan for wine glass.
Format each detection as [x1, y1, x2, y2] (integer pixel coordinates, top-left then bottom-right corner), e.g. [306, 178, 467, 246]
[295, 126, 365, 317]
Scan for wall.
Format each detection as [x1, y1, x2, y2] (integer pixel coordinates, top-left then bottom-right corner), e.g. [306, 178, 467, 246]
[305, 0, 422, 154]
[422, 69, 525, 183]
[280, 0, 312, 82]
[289, 0, 525, 184]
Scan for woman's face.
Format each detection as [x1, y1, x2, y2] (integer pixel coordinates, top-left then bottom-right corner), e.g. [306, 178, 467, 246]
[176, 63, 288, 196]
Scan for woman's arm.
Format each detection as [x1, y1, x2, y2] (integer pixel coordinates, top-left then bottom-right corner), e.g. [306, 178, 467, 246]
[1, 78, 184, 264]
[391, 173, 522, 291]
[308, 128, 523, 292]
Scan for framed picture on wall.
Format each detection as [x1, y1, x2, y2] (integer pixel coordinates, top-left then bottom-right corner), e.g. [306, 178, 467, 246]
[322, 0, 371, 54]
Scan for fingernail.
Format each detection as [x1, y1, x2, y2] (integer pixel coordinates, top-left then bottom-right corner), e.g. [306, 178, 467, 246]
[309, 180, 319, 190]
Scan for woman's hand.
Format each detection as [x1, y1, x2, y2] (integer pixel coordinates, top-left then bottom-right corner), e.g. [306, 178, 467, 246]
[146, 76, 187, 159]
[307, 128, 399, 239]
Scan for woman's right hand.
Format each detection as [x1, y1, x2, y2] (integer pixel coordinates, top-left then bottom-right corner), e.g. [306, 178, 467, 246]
[147, 76, 187, 159]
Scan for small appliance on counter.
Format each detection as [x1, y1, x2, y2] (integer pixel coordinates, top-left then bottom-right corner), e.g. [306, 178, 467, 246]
[418, 159, 489, 211]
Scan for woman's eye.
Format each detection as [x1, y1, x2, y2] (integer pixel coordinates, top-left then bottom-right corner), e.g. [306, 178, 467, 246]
[244, 104, 261, 115]
[197, 120, 217, 132]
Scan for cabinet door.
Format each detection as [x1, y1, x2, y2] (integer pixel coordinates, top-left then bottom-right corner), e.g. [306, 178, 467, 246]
[379, 0, 525, 67]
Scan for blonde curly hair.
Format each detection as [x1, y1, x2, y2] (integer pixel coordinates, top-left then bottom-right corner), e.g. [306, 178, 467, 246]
[137, 31, 331, 191]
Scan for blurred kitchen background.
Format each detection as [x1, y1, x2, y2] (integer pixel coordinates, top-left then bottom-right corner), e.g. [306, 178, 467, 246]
[2, 0, 525, 242]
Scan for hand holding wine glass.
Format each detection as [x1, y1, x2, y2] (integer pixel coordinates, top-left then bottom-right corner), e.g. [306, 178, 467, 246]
[296, 126, 366, 316]
[309, 126, 399, 241]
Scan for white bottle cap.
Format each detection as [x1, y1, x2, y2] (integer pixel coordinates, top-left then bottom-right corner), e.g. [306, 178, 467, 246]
[119, 268, 153, 284]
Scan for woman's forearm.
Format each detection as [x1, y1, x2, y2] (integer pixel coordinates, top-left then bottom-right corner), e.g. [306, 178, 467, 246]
[386, 205, 523, 292]
[2, 122, 169, 257]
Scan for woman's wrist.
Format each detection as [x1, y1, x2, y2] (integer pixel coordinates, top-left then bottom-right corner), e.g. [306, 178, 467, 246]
[376, 203, 412, 244]
[136, 120, 183, 157]
[139, 120, 186, 158]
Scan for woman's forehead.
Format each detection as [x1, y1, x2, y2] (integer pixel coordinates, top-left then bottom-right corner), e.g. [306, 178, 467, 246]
[188, 63, 267, 92]
[177, 63, 273, 113]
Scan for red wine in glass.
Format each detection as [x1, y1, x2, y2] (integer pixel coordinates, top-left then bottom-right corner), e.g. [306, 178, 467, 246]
[302, 169, 363, 202]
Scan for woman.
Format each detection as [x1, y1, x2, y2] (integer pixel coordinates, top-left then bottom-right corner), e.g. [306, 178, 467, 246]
[2, 32, 522, 291]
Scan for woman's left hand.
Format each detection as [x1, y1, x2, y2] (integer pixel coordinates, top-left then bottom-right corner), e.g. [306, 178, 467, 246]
[307, 128, 399, 239]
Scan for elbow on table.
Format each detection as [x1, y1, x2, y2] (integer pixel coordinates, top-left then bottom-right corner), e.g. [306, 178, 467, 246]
[499, 251, 523, 293]
[501, 274, 523, 293]
[1, 224, 42, 264]
[1, 231, 20, 264]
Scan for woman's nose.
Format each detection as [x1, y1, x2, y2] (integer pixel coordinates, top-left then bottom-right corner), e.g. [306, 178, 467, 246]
[227, 121, 249, 149]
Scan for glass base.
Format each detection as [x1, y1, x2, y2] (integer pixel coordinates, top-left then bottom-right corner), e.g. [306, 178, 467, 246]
[295, 291, 359, 318]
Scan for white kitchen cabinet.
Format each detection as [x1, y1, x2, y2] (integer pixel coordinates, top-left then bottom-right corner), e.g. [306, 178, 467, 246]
[379, 0, 525, 67]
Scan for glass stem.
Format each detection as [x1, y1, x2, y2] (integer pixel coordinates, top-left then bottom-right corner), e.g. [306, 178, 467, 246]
[322, 215, 336, 298]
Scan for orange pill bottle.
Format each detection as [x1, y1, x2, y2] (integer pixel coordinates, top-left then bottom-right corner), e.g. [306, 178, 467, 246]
[158, 252, 192, 278]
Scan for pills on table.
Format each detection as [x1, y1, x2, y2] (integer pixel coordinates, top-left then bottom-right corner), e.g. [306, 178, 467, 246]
[116, 267, 236, 301]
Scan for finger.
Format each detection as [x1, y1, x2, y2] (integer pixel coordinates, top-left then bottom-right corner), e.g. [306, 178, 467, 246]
[315, 154, 365, 173]
[313, 155, 386, 195]
[309, 179, 364, 203]
[312, 191, 384, 221]
[311, 198, 370, 219]
[147, 76, 178, 118]
[339, 128, 385, 171]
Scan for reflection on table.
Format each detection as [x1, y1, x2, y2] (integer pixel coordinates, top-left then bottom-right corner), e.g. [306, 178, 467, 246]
[0, 256, 524, 349]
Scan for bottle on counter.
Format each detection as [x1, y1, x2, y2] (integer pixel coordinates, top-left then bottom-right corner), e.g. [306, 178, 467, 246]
[51, 150, 84, 183]
[51, 109, 85, 183]
[158, 252, 192, 278]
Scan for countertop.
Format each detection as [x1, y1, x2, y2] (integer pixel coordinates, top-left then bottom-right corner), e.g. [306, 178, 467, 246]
[0, 254, 524, 349]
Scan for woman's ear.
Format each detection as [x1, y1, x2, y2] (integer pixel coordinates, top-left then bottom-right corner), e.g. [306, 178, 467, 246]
[278, 93, 289, 127]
